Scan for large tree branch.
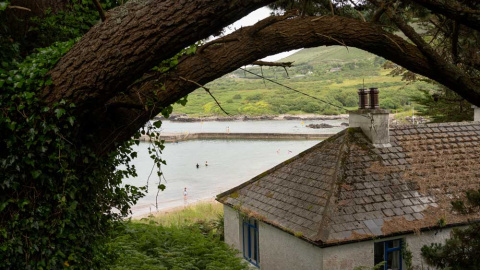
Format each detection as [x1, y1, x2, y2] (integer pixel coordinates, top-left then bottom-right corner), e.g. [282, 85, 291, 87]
[88, 15, 480, 154]
[39, 0, 276, 110]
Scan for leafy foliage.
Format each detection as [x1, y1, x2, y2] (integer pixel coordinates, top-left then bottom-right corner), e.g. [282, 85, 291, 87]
[0, 1, 158, 269]
[0, 39, 145, 269]
[411, 87, 473, 123]
[1, 0, 123, 61]
[421, 190, 480, 269]
[402, 242, 413, 270]
[421, 224, 480, 270]
[110, 222, 248, 270]
[0, 1, 201, 267]
[450, 189, 480, 215]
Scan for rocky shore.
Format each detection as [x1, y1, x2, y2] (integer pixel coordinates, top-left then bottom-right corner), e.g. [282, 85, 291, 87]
[155, 114, 348, 122]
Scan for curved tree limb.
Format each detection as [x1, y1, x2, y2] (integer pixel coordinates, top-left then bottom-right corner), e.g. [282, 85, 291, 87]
[88, 15, 480, 154]
[40, 0, 276, 109]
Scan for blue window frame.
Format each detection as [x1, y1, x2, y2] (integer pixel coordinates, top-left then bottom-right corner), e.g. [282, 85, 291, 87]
[374, 239, 402, 270]
[242, 217, 259, 267]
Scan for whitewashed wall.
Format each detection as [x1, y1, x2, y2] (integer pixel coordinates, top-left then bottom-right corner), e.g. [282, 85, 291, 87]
[224, 205, 242, 252]
[323, 240, 373, 269]
[258, 222, 323, 270]
[405, 227, 456, 270]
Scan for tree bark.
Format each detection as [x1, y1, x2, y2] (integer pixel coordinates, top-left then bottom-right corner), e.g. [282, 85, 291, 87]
[85, 15, 480, 154]
[40, 0, 276, 111]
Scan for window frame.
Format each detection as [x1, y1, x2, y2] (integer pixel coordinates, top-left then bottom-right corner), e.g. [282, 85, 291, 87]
[374, 238, 403, 270]
[242, 217, 260, 267]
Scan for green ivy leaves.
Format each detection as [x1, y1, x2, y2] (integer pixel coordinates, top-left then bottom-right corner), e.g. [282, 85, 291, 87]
[0, 38, 140, 269]
[0, 1, 10, 11]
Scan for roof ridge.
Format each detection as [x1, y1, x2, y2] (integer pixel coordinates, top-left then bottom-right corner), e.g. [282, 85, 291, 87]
[314, 129, 352, 242]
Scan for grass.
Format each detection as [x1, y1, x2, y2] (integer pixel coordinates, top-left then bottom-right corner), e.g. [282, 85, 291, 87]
[137, 201, 224, 227]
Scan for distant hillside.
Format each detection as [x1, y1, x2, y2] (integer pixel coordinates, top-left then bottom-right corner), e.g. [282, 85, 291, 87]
[172, 46, 434, 116]
[280, 46, 376, 66]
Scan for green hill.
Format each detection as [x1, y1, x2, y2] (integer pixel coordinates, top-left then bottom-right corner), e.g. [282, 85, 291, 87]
[280, 46, 376, 66]
[173, 46, 432, 116]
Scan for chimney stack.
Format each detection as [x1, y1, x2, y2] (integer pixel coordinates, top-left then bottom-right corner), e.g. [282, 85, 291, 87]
[358, 88, 368, 109]
[473, 105, 480, 122]
[369, 88, 379, 109]
[349, 88, 391, 148]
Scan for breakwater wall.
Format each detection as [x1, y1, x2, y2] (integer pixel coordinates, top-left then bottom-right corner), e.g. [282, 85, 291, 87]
[139, 132, 333, 143]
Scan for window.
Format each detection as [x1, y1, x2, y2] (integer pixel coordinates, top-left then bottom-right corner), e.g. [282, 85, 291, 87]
[374, 239, 402, 270]
[242, 217, 259, 267]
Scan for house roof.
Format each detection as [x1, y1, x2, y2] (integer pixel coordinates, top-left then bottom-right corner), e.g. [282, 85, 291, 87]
[217, 122, 480, 246]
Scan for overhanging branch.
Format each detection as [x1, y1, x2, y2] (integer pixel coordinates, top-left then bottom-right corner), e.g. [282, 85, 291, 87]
[251, 61, 294, 67]
[88, 15, 480, 154]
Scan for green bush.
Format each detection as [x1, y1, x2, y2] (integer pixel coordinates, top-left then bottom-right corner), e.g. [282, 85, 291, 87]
[421, 190, 480, 269]
[302, 102, 322, 113]
[232, 94, 242, 99]
[421, 224, 480, 270]
[110, 222, 248, 270]
[245, 93, 263, 101]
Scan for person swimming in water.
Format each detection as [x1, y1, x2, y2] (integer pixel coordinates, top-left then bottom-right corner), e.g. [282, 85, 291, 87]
[205, 161, 208, 167]
[196, 163, 199, 168]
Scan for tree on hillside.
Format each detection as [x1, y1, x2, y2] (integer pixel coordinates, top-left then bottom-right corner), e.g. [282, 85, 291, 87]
[1, 0, 479, 268]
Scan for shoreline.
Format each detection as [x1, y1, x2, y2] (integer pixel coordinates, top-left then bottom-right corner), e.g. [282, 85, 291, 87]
[155, 113, 349, 123]
[139, 132, 334, 143]
[132, 198, 218, 220]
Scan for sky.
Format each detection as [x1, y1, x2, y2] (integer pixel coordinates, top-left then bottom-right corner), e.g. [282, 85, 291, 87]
[224, 7, 301, 62]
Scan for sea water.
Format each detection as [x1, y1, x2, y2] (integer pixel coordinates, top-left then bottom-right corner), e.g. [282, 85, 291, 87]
[124, 120, 345, 216]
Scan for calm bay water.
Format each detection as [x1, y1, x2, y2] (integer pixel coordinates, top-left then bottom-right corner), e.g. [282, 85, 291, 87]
[124, 120, 345, 217]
